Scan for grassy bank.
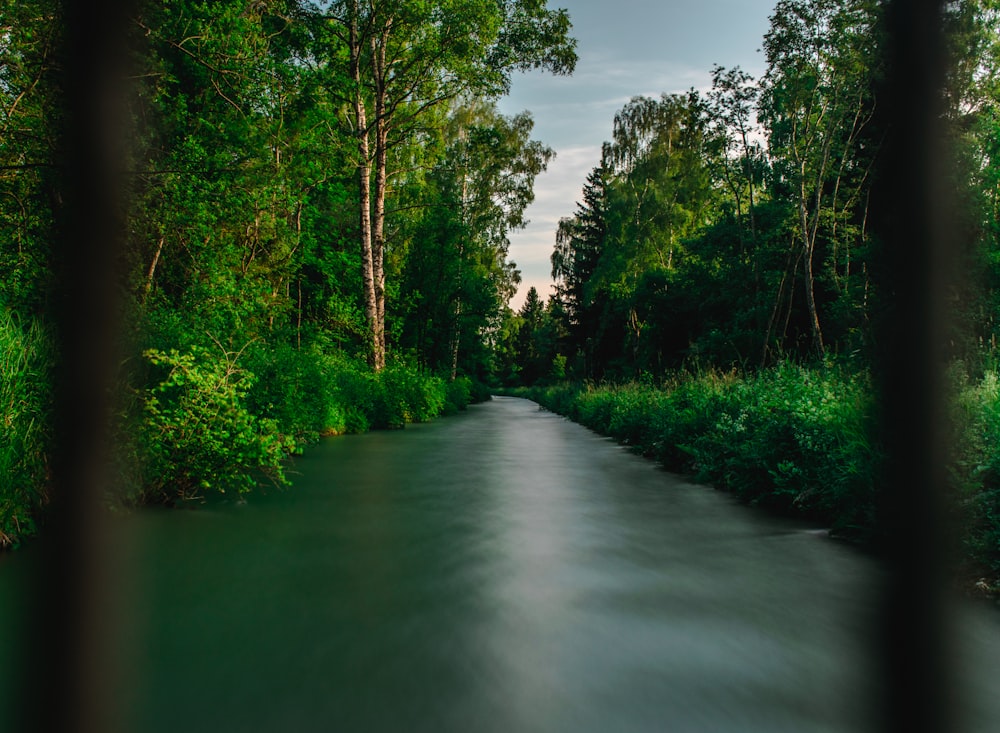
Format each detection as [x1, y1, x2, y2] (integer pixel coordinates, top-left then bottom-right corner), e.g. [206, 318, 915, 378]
[502, 363, 1000, 584]
[0, 323, 484, 548]
[125, 343, 487, 507]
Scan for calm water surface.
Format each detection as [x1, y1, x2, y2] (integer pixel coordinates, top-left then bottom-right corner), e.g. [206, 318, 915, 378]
[3, 396, 1000, 731]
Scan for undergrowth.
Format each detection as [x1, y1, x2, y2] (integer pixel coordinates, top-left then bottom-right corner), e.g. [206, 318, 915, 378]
[508, 365, 878, 538]
[1, 325, 482, 545]
[504, 362, 1000, 582]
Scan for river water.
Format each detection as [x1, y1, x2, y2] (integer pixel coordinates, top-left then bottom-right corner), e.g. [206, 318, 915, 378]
[3, 396, 1000, 731]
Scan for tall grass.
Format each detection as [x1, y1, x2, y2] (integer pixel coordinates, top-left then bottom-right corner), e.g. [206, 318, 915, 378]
[0, 312, 52, 547]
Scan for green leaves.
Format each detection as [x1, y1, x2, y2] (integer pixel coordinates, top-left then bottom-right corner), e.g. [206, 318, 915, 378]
[0, 311, 52, 547]
[509, 363, 879, 534]
[139, 346, 295, 502]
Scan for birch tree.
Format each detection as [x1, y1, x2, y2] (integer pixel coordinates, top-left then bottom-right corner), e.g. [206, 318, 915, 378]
[320, 0, 575, 369]
[761, 0, 880, 356]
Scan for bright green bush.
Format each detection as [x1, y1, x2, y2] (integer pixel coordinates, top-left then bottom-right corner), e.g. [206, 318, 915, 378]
[139, 347, 295, 502]
[506, 364, 880, 538]
[445, 375, 473, 414]
[329, 355, 464, 430]
[244, 342, 340, 441]
[0, 312, 52, 546]
[332, 358, 391, 430]
[381, 362, 448, 424]
[686, 365, 877, 532]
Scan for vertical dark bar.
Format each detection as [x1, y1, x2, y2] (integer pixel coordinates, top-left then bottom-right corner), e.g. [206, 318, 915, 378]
[873, 1, 953, 732]
[19, 1, 130, 732]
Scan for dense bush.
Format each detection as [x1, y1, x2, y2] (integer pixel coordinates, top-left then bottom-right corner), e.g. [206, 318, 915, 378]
[0, 314, 481, 541]
[244, 342, 343, 442]
[138, 343, 476, 503]
[139, 347, 295, 502]
[0, 313, 52, 547]
[516, 365, 1000, 571]
[508, 364, 880, 539]
[684, 366, 877, 535]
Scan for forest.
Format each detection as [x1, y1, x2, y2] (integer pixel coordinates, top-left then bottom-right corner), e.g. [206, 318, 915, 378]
[0, 0, 575, 543]
[3, 0, 1000, 583]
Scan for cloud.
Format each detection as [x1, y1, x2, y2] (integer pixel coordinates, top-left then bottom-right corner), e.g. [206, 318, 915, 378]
[496, 0, 776, 307]
[506, 142, 603, 302]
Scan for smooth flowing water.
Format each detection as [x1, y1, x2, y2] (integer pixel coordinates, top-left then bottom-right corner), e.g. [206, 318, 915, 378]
[3, 396, 1000, 731]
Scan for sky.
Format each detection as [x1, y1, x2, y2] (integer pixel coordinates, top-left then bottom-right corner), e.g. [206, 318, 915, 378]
[496, 0, 778, 309]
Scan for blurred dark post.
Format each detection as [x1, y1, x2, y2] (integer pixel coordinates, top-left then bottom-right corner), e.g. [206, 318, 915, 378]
[18, 1, 132, 732]
[872, 0, 954, 732]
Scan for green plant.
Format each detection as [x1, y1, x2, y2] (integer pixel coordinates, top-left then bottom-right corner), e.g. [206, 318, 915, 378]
[506, 363, 880, 537]
[0, 312, 52, 546]
[139, 344, 295, 502]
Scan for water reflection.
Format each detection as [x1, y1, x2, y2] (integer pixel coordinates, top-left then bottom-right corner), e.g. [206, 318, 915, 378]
[1, 397, 999, 731]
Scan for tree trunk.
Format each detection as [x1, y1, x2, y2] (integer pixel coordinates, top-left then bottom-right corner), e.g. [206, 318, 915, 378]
[369, 15, 392, 372]
[803, 238, 825, 356]
[143, 236, 165, 302]
[799, 167, 826, 357]
[350, 3, 380, 370]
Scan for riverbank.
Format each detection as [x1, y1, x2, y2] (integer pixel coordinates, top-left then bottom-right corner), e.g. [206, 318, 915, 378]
[0, 313, 487, 548]
[499, 363, 1000, 591]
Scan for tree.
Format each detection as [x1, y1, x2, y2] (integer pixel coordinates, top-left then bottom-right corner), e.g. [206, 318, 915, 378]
[0, 0, 62, 312]
[393, 102, 551, 380]
[552, 164, 608, 376]
[318, 0, 576, 370]
[760, 0, 881, 356]
[707, 65, 764, 249]
[514, 285, 545, 383]
[593, 92, 720, 372]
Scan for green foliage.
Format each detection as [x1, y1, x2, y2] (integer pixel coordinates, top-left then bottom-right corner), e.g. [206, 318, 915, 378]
[950, 368, 1000, 575]
[445, 376, 474, 413]
[542, 0, 886, 378]
[139, 346, 295, 503]
[396, 103, 554, 379]
[0, 312, 52, 546]
[0, 0, 61, 314]
[520, 362, 1000, 569]
[508, 363, 879, 538]
[381, 362, 448, 425]
[0, 0, 554, 544]
[684, 365, 877, 534]
[244, 342, 343, 442]
[330, 357, 458, 430]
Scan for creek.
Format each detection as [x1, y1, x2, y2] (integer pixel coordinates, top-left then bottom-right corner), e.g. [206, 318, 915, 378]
[2, 396, 1000, 731]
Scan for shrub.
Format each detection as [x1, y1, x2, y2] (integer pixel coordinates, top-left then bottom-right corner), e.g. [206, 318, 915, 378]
[445, 375, 473, 414]
[332, 358, 391, 430]
[328, 356, 458, 430]
[503, 363, 879, 539]
[952, 369, 1000, 574]
[244, 342, 339, 442]
[381, 362, 447, 424]
[139, 346, 295, 502]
